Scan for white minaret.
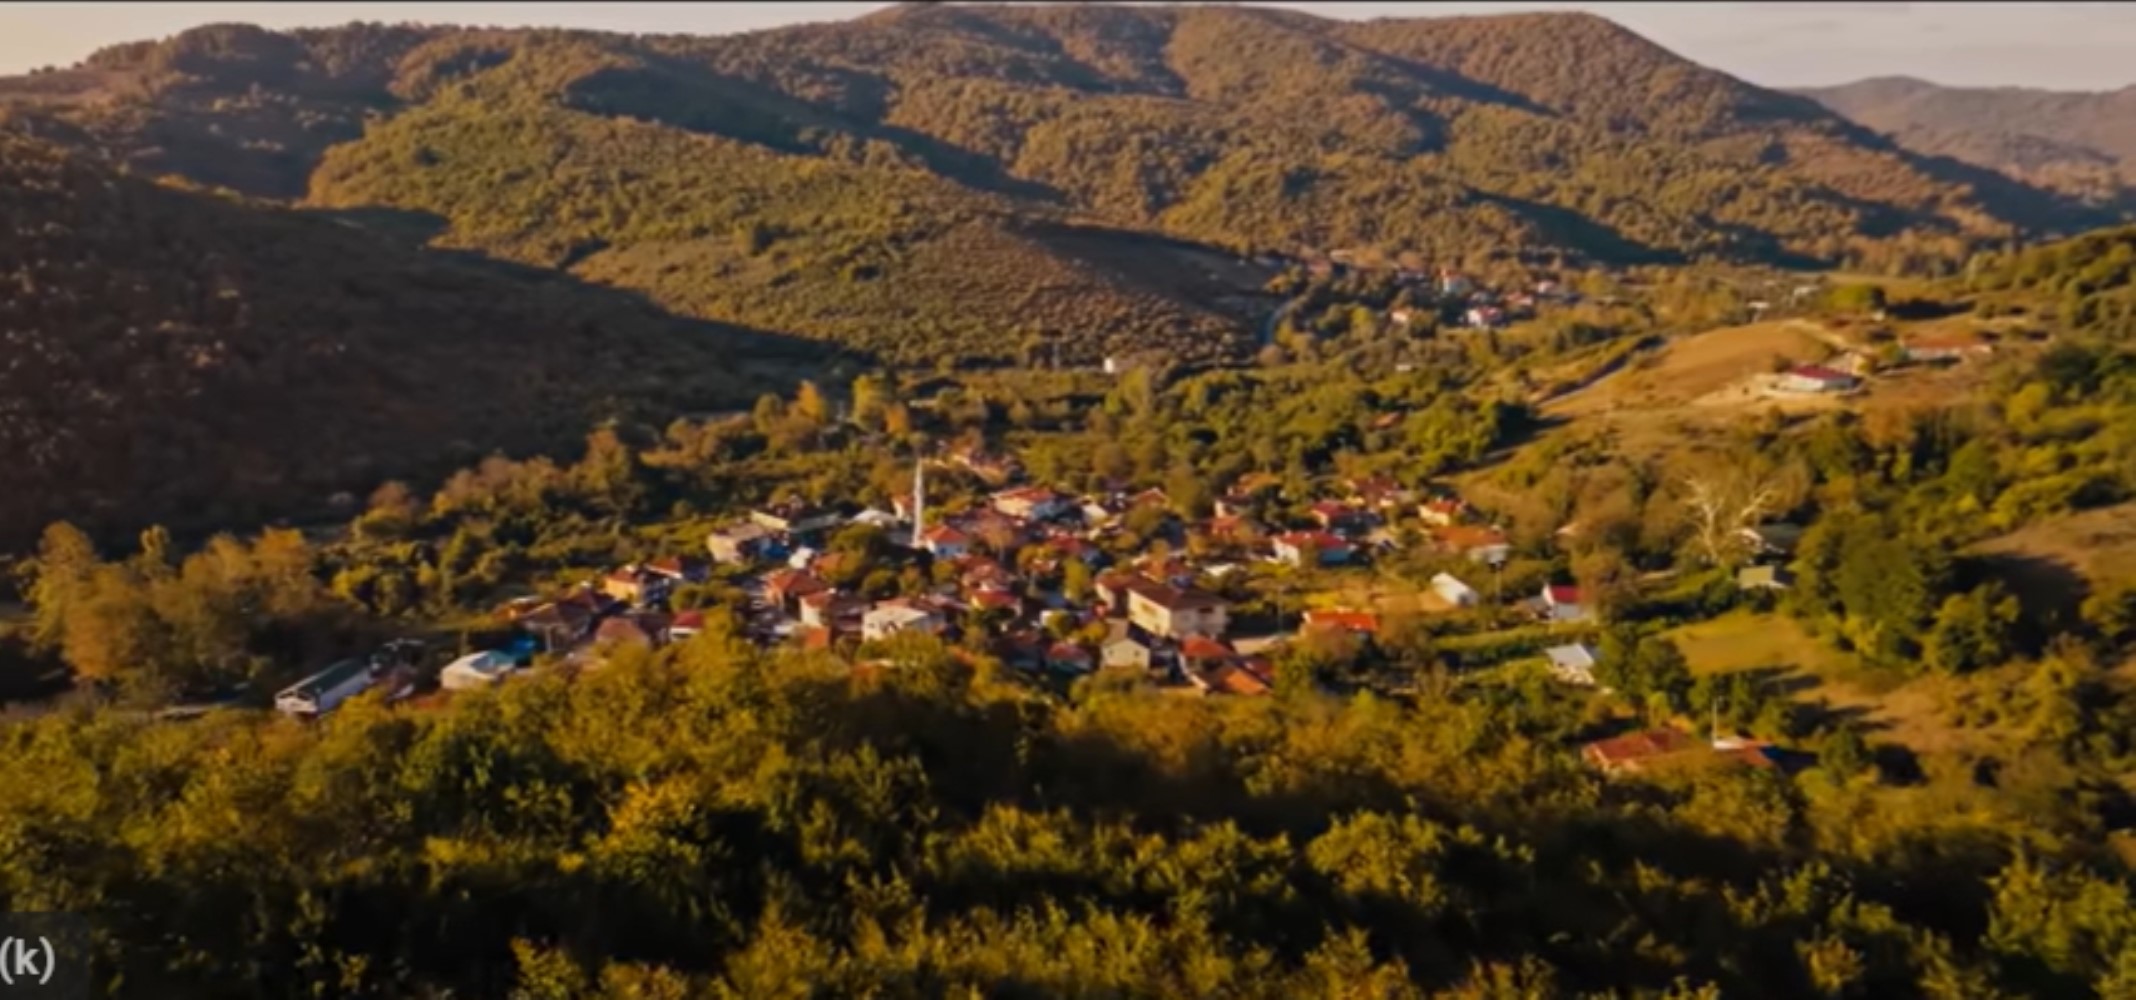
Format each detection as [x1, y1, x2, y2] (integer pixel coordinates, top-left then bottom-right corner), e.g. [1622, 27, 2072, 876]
[910, 456, 926, 549]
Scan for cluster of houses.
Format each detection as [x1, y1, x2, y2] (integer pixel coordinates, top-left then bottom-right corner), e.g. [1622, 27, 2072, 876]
[686, 456, 1636, 705]
[497, 554, 713, 658]
[1291, 251, 1579, 333]
[710, 480, 1283, 695]
[267, 445, 1814, 779]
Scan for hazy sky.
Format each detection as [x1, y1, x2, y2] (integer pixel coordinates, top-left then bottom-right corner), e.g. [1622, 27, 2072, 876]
[3, 2, 2133, 91]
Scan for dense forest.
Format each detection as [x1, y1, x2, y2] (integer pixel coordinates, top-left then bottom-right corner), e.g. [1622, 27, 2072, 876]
[2, 8, 2120, 360]
[8, 631, 2135, 998]
[0, 131, 820, 550]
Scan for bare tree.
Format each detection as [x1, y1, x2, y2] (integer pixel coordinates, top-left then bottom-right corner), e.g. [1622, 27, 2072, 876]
[1681, 473, 1779, 567]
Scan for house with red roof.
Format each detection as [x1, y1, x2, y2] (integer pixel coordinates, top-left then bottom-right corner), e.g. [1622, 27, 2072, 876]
[1434, 524, 1511, 565]
[1536, 582, 1591, 624]
[1178, 634, 1234, 664]
[763, 568, 830, 611]
[798, 591, 867, 630]
[1301, 608, 1380, 635]
[1273, 531, 1354, 568]
[1044, 642, 1095, 675]
[667, 610, 707, 643]
[921, 524, 973, 559]
[644, 555, 708, 584]
[1582, 729, 1779, 776]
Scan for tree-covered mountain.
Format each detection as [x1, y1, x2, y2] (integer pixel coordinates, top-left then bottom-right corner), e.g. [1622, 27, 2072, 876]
[0, 6, 2127, 544]
[3, 8, 2114, 319]
[0, 131, 821, 550]
[1798, 76, 2136, 211]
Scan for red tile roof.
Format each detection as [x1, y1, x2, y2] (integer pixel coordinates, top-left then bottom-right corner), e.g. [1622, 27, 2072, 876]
[765, 569, 829, 598]
[923, 524, 971, 544]
[1206, 663, 1271, 696]
[1546, 585, 1582, 605]
[1583, 729, 1701, 767]
[1436, 525, 1507, 549]
[1180, 635, 1233, 661]
[1302, 609, 1380, 634]
[970, 589, 1021, 611]
[1276, 530, 1347, 550]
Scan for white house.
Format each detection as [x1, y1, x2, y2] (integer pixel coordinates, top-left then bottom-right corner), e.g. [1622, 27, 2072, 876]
[1126, 580, 1231, 640]
[1430, 572, 1479, 608]
[992, 486, 1073, 522]
[274, 658, 382, 717]
[863, 600, 946, 642]
[1546, 643, 1600, 686]
[440, 650, 522, 692]
[1777, 364, 1858, 394]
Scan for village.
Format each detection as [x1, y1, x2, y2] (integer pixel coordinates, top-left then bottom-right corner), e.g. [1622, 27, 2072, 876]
[271, 434, 1814, 777]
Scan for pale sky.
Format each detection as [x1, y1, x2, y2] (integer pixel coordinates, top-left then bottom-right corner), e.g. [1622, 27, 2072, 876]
[2, 2, 2134, 91]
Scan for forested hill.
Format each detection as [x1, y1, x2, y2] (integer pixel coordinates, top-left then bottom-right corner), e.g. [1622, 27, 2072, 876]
[1, 8, 2113, 288]
[1798, 76, 2136, 212]
[0, 132, 818, 550]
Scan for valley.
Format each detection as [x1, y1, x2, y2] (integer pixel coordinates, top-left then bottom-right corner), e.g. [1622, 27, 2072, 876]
[3, 5, 2136, 998]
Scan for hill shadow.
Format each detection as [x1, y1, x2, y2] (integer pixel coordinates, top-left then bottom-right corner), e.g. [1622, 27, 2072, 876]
[1476, 192, 1684, 266]
[1962, 551, 2090, 643]
[1, 177, 848, 551]
[311, 203, 842, 366]
[562, 57, 1063, 206]
[1764, 90, 2121, 235]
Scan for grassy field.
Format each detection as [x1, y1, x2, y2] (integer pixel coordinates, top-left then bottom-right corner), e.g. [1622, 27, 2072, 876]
[1666, 609, 1997, 755]
[1970, 501, 2136, 584]
[1545, 319, 1832, 417]
[1668, 609, 1852, 677]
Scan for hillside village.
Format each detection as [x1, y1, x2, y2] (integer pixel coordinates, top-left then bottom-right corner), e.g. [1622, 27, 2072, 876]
[258, 254, 2031, 780]
[277, 428, 1828, 776]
